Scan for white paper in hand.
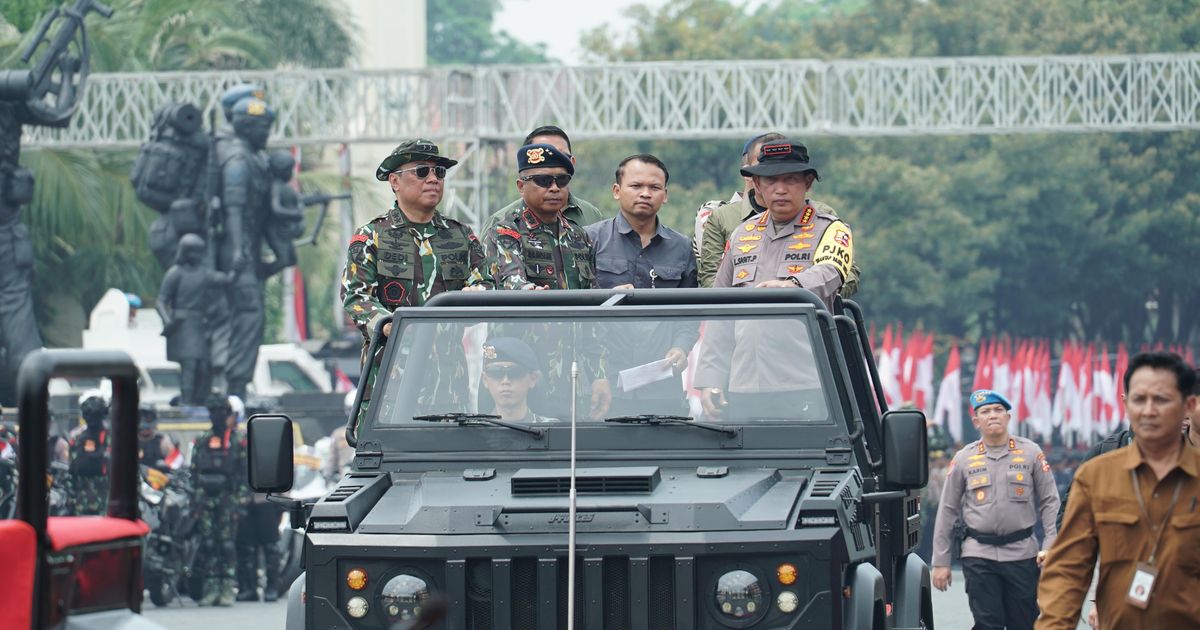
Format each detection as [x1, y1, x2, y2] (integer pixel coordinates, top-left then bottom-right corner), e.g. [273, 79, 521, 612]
[616, 359, 674, 393]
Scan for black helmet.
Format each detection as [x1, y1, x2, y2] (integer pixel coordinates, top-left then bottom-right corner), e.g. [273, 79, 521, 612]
[79, 392, 109, 424]
[204, 391, 232, 416]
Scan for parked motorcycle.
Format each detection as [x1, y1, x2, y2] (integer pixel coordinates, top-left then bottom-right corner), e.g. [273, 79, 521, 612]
[139, 465, 199, 606]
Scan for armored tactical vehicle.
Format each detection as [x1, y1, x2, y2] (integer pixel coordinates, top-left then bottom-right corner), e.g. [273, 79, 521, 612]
[249, 289, 933, 629]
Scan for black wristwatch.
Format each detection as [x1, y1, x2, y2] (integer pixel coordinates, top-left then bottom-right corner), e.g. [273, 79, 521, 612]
[788, 276, 803, 288]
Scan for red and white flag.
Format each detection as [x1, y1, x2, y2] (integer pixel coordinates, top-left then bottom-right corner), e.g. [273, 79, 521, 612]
[877, 325, 903, 408]
[973, 338, 994, 394]
[913, 332, 935, 414]
[1114, 344, 1129, 430]
[932, 345, 963, 443]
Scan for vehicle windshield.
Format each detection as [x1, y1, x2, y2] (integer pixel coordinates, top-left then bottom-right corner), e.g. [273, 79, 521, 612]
[371, 314, 830, 427]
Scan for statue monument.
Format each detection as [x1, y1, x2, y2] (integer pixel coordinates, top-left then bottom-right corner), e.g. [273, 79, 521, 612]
[0, 0, 112, 403]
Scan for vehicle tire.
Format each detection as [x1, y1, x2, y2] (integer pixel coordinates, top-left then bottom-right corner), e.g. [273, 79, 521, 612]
[147, 574, 174, 607]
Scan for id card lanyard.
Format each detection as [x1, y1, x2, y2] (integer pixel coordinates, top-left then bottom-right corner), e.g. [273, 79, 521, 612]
[1130, 469, 1184, 566]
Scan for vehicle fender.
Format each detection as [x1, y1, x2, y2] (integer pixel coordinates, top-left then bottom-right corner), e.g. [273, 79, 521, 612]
[891, 553, 933, 630]
[286, 571, 306, 630]
[843, 563, 885, 630]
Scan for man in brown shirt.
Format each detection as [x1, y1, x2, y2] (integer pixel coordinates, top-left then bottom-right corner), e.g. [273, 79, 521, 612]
[1037, 352, 1200, 630]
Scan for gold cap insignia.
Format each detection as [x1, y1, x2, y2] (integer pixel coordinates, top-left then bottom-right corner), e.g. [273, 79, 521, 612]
[526, 147, 547, 164]
[482, 345, 497, 360]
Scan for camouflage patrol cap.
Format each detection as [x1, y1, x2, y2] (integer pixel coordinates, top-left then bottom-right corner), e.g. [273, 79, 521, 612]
[376, 139, 458, 180]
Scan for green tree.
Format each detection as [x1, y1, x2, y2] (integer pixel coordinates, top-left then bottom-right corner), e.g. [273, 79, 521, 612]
[427, 0, 549, 65]
[580, 0, 1200, 348]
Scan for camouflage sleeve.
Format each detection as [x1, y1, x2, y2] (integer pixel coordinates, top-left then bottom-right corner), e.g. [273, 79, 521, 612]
[483, 225, 536, 290]
[462, 226, 493, 288]
[341, 224, 390, 333]
[698, 209, 730, 288]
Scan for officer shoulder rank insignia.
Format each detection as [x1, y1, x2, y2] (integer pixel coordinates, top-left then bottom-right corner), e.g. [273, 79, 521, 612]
[482, 345, 497, 360]
[526, 147, 547, 164]
[798, 205, 814, 225]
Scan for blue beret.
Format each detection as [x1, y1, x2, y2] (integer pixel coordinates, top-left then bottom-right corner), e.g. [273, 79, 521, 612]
[231, 97, 275, 122]
[482, 337, 539, 372]
[516, 143, 574, 175]
[970, 389, 1012, 411]
[220, 83, 265, 117]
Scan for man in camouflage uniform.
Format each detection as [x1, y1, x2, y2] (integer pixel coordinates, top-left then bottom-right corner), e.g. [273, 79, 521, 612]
[483, 143, 598, 291]
[191, 393, 249, 607]
[482, 144, 610, 418]
[66, 391, 110, 516]
[697, 133, 860, 296]
[342, 139, 489, 346]
[342, 140, 490, 413]
[481, 125, 606, 234]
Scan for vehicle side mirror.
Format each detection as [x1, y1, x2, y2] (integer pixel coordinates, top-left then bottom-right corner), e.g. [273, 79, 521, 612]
[247, 413, 294, 493]
[881, 409, 928, 489]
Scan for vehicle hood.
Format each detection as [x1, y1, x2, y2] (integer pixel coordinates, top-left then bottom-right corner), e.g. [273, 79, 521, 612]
[355, 466, 807, 534]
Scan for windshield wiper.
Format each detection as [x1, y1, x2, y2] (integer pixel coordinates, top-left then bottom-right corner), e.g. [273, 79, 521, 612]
[412, 413, 545, 438]
[604, 414, 737, 438]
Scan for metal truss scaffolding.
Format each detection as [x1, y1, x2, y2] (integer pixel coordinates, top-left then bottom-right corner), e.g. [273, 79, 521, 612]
[21, 54, 1200, 225]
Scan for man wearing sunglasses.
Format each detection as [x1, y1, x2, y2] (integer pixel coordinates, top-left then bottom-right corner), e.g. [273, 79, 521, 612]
[342, 139, 490, 352]
[483, 143, 598, 291]
[483, 143, 611, 420]
[481, 125, 606, 234]
[480, 337, 552, 423]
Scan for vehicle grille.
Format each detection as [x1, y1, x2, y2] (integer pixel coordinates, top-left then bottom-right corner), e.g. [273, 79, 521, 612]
[511, 475, 656, 496]
[458, 554, 686, 630]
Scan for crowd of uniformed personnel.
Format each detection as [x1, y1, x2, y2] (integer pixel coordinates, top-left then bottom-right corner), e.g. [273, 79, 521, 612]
[10, 389, 282, 607]
[340, 126, 1200, 630]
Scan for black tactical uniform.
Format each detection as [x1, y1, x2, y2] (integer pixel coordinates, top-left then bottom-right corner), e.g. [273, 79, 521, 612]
[66, 394, 110, 516]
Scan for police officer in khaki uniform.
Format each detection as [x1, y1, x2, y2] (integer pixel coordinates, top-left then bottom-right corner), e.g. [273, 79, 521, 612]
[931, 390, 1061, 630]
[697, 139, 853, 419]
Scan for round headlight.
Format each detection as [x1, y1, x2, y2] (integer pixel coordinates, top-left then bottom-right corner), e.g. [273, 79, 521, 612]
[714, 569, 766, 623]
[346, 595, 369, 618]
[381, 573, 431, 624]
[777, 590, 799, 613]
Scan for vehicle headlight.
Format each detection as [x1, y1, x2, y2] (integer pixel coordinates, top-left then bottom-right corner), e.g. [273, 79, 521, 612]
[381, 573, 431, 623]
[714, 569, 766, 623]
[346, 595, 369, 618]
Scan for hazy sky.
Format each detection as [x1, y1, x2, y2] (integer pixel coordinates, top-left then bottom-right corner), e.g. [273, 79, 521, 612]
[494, 0, 668, 64]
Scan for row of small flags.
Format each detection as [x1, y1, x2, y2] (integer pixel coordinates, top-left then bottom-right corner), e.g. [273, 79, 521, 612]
[874, 325, 1195, 445]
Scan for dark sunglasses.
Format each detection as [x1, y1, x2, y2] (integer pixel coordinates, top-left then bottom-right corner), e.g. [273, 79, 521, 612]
[394, 165, 447, 180]
[483, 365, 531, 380]
[520, 173, 572, 188]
